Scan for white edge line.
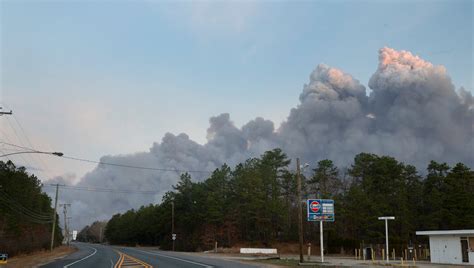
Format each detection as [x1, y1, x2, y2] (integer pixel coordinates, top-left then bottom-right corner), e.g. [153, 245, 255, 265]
[63, 246, 97, 268]
[129, 248, 213, 268]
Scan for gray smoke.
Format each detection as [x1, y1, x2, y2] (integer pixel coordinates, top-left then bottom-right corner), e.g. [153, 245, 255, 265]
[45, 47, 474, 229]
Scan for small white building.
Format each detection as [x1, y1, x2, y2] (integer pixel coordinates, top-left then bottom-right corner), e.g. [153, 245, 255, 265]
[416, 230, 474, 265]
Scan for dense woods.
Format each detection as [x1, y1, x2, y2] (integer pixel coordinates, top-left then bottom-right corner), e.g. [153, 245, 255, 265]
[0, 160, 63, 256]
[104, 149, 474, 252]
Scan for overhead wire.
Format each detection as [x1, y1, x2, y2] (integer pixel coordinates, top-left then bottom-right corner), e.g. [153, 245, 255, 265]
[41, 183, 160, 195]
[0, 141, 32, 151]
[61, 155, 213, 174]
[3, 117, 37, 166]
[0, 190, 53, 219]
[0, 198, 53, 222]
[3, 106, 54, 178]
[0, 142, 59, 172]
[0, 124, 36, 169]
[0, 191, 53, 223]
[1, 141, 309, 179]
[12, 113, 53, 172]
[1, 141, 214, 174]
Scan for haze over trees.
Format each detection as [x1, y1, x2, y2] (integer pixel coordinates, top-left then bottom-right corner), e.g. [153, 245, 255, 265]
[0, 160, 63, 256]
[104, 149, 474, 252]
[76, 221, 107, 243]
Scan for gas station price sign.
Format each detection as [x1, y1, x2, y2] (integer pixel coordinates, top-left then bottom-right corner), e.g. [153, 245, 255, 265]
[307, 199, 334, 222]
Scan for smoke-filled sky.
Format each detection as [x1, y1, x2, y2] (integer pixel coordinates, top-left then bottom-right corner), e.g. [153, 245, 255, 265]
[1, 1, 473, 229]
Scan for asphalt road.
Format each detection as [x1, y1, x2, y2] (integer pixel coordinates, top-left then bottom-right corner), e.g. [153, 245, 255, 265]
[41, 243, 119, 268]
[41, 242, 260, 268]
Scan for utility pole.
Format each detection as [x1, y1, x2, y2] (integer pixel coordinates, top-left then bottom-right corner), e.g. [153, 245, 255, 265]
[61, 204, 71, 246]
[67, 217, 72, 243]
[171, 201, 175, 251]
[0, 107, 12, 116]
[296, 158, 304, 263]
[50, 184, 59, 251]
[99, 226, 103, 243]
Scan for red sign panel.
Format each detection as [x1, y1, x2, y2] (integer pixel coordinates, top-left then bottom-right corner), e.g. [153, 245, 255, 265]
[310, 201, 320, 213]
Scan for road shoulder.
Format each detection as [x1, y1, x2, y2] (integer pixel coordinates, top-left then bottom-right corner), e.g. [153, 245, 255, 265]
[5, 246, 77, 268]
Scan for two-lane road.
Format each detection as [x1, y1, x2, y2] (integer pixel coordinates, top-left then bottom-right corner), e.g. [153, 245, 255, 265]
[41, 243, 120, 268]
[42, 242, 260, 268]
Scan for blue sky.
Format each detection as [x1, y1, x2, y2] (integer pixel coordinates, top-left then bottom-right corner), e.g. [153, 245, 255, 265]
[1, 0, 472, 180]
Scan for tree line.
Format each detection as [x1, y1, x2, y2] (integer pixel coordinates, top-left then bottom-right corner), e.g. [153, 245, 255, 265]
[77, 221, 107, 243]
[0, 160, 63, 256]
[104, 149, 474, 252]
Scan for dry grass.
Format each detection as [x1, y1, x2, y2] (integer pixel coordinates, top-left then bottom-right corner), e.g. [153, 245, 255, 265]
[5, 246, 76, 268]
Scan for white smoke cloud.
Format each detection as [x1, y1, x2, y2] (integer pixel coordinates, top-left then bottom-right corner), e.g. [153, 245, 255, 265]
[47, 47, 474, 229]
[367, 47, 473, 167]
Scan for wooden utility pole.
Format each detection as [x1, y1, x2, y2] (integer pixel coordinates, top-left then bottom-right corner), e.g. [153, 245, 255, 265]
[50, 184, 59, 251]
[67, 217, 72, 242]
[296, 158, 304, 263]
[61, 204, 71, 246]
[99, 226, 103, 243]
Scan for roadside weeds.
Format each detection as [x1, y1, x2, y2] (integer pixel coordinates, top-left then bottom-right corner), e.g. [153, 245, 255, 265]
[4, 246, 77, 268]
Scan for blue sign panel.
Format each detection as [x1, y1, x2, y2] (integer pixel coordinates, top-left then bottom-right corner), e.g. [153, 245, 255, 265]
[307, 199, 334, 222]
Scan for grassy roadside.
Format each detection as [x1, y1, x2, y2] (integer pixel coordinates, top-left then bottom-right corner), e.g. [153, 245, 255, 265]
[4, 246, 77, 268]
[249, 259, 364, 267]
[249, 258, 301, 267]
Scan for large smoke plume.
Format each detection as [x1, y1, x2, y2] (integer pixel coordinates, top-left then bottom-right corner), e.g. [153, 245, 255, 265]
[46, 47, 474, 229]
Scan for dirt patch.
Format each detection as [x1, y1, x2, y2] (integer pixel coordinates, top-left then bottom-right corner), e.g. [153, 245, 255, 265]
[207, 243, 322, 255]
[5, 246, 76, 268]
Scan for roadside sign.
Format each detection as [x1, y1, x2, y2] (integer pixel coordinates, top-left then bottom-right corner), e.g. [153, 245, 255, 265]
[72, 230, 78, 240]
[307, 199, 334, 263]
[172, 233, 176, 240]
[309, 200, 320, 213]
[307, 199, 334, 222]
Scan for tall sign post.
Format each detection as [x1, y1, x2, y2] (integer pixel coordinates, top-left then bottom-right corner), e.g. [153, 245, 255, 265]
[307, 199, 334, 263]
[378, 216, 395, 263]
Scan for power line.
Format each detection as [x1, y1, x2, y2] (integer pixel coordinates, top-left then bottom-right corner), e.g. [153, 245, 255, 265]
[4, 108, 54, 178]
[0, 124, 37, 170]
[3, 118, 37, 165]
[61, 155, 212, 174]
[12, 115, 53, 173]
[0, 192, 53, 223]
[0, 198, 53, 222]
[42, 184, 160, 195]
[0, 190, 53, 219]
[1, 141, 214, 174]
[0, 141, 32, 151]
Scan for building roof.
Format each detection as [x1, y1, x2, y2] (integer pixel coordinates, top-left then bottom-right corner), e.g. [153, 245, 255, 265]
[416, 230, 474, 236]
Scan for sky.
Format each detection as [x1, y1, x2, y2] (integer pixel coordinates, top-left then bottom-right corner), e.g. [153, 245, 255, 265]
[1, 0, 473, 182]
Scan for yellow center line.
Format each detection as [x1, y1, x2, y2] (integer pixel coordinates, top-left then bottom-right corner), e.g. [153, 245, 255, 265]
[113, 249, 154, 268]
[113, 251, 124, 268]
[120, 254, 125, 267]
